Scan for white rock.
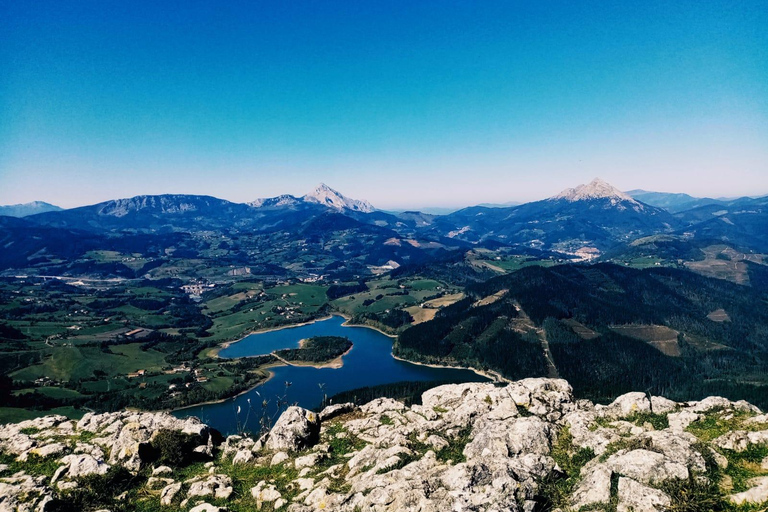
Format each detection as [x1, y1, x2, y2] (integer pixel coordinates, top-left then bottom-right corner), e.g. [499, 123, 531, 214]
[729, 476, 768, 505]
[271, 451, 289, 466]
[189, 504, 224, 512]
[160, 481, 182, 506]
[265, 406, 320, 452]
[617, 477, 671, 512]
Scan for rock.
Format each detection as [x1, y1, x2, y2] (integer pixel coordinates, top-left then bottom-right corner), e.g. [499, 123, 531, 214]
[318, 402, 356, 422]
[713, 430, 768, 452]
[598, 449, 688, 486]
[617, 477, 671, 512]
[251, 481, 282, 508]
[189, 504, 225, 512]
[0, 473, 51, 512]
[572, 467, 612, 509]
[187, 474, 233, 500]
[668, 410, 700, 431]
[231, 449, 254, 465]
[152, 465, 173, 475]
[52, 454, 110, 482]
[271, 451, 289, 466]
[265, 407, 320, 452]
[295, 452, 323, 469]
[146, 476, 174, 490]
[24, 442, 67, 461]
[729, 476, 768, 505]
[160, 481, 182, 506]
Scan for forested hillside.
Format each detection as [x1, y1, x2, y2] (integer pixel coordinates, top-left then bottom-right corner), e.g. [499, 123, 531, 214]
[395, 263, 768, 408]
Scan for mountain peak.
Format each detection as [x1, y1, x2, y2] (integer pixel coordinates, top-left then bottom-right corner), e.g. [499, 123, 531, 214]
[302, 183, 375, 213]
[553, 178, 639, 204]
[0, 201, 63, 218]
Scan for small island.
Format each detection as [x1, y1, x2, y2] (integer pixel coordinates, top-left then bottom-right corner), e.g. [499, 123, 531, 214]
[273, 336, 353, 367]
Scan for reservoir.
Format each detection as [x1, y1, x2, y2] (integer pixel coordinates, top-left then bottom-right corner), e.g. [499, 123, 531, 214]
[174, 315, 488, 434]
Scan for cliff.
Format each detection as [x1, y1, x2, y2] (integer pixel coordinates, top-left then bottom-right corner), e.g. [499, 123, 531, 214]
[1, 379, 768, 512]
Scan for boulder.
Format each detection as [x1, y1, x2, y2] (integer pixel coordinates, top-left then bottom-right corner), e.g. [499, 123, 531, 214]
[265, 407, 320, 452]
[617, 477, 671, 512]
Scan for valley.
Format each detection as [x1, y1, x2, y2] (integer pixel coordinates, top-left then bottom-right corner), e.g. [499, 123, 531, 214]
[1, 180, 767, 428]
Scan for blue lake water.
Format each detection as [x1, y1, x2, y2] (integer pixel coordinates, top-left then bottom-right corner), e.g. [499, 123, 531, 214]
[174, 315, 487, 434]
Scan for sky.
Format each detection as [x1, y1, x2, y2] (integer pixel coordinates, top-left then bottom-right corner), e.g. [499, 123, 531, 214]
[1, 1, 767, 210]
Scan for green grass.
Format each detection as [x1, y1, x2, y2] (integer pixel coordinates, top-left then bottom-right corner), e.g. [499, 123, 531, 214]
[0, 405, 85, 425]
[536, 425, 596, 510]
[11, 343, 168, 382]
[685, 409, 760, 442]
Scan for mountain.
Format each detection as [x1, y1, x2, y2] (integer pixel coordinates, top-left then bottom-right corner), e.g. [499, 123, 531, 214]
[396, 262, 768, 407]
[626, 190, 724, 213]
[0, 201, 62, 217]
[670, 195, 768, 252]
[431, 178, 677, 254]
[250, 183, 375, 213]
[302, 183, 375, 213]
[556, 178, 643, 208]
[25, 194, 261, 233]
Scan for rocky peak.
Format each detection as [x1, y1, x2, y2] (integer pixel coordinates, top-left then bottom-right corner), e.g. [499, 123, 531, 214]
[553, 178, 643, 208]
[2, 379, 767, 511]
[302, 183, 375, 213]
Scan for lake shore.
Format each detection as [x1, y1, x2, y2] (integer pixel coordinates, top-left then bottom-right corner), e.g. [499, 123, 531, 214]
[213, 313, 395, 358]
[390, 353, 509, 384]
[176, 314, 489, 417]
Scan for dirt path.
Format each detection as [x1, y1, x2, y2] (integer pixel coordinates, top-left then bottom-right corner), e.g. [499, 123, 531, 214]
[510, 301, 559, 378]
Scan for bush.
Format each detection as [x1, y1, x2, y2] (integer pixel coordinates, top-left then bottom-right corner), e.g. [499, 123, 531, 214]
[149, 429, 204, 467]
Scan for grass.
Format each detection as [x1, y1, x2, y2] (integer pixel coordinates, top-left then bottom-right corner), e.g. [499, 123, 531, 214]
[434, 425, 473, 464]
[535, 425, 596, 510]
[722, 443, 768, 493]
[624, 411, 670, 430]
[685, 409, 761, 442]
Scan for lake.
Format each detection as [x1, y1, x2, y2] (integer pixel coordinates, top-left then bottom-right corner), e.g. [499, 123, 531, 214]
[174, 315, 488, 434]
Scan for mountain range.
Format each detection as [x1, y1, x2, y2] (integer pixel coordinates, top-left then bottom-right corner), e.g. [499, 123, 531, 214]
[2, 179, 766, 277]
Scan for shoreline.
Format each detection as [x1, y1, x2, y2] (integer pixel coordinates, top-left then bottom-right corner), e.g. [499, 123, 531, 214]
[212, 315, 337, 357]
[169, 367, 277, 413]
[390, 353, 509, 384]
[214, 312, 396, 357]
[271, 343, 354, 370]
[175, 313, 497, 415]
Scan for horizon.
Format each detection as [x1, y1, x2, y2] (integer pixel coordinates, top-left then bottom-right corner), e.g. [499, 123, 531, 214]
[2, 1, 767, 209]
[2, 177, 767, 212]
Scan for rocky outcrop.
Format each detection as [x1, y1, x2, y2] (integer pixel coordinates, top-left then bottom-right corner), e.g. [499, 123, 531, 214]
[1, 378, 768, 511]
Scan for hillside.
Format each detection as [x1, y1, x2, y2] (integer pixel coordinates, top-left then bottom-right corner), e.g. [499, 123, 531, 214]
[2, 379, 768, 511]
[395, 263, 768, 408]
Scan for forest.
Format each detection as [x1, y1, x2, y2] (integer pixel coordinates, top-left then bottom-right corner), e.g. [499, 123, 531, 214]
[394, 263, 768, 409]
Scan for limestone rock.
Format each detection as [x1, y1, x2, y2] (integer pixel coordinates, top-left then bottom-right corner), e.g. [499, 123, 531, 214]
[617, 477, 671, 512]
[265, 407, 320, 452]
[729, 476, 768, 505]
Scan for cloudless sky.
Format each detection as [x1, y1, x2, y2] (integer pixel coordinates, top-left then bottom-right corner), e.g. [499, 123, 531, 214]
[1, 1, 766, 209]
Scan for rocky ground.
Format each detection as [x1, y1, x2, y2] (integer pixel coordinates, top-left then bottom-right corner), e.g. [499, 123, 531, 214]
[2, 378, 768, 511]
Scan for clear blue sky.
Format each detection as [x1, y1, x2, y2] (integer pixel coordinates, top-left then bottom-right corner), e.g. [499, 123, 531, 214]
[1, 1, 766, 209]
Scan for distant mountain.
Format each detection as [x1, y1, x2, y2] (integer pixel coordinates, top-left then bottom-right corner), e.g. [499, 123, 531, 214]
[476, 201, 521, 208]
[556, 178, 643, 208]
[675, 195, 768, 252]
[303, 183, 375, 212]
[26, 194, 260, 233]
[250, 183, 375, 213]
[0, 201, 62, 217]
[626, 190, 724, 213]
[431, 178, 677, 253]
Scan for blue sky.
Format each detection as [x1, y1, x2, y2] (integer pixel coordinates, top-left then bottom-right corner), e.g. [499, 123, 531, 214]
[1, 1, 766, 209]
